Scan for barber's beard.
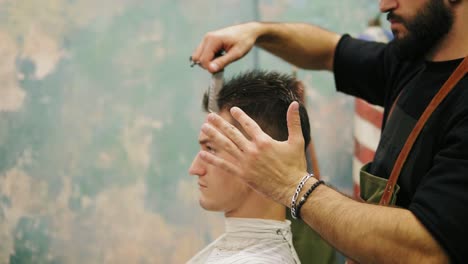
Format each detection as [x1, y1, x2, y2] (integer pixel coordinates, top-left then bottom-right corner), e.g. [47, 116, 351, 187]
[387, 0, 454, 60]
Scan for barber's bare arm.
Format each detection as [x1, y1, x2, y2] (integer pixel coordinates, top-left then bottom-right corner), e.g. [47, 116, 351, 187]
[191, 22, 340, 73]
[298, 181, 448, 263]
[199, 102, 449, 264]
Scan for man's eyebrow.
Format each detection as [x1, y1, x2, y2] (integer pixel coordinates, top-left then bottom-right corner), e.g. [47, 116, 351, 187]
[199, 138, 210, 145]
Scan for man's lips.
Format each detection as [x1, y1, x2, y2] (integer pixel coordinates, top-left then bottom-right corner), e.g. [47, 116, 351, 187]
[387, 13, 404, 25]
[387, 15, 404, 32]
[389, 21, 404, 32]
[198, 182, 207, 188]
[389, 19, 400, 29]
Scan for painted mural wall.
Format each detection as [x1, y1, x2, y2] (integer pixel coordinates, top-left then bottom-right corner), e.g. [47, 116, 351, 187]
[0, 0, 383, 263]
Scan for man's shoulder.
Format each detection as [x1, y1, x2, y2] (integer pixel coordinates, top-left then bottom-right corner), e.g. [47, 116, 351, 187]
[233, 252, 298, 264]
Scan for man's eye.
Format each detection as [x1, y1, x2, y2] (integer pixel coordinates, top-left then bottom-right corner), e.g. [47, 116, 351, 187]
[206, 145, 216, 154]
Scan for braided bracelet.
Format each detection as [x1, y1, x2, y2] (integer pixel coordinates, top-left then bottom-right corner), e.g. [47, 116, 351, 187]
[295, 180, 325, 220]
[291, 173, 314, 219]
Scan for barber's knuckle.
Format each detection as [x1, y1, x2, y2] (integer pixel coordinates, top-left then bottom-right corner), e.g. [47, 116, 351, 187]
[222, 140, 231, 151]
[248, 147, 260, 160]
[225, 125, 238, 138]
[204, 32, 216, 40]
[256, 136, 270, 150]
[223, 123, 233, 131]
[208, 32, 224, 44]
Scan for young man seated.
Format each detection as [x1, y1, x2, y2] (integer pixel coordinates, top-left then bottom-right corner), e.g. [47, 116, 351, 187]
[188, 70, 311, 264]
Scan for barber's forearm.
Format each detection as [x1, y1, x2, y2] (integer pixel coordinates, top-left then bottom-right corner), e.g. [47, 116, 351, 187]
[279, 178, 449, 263]
[255, 22, 341, 71]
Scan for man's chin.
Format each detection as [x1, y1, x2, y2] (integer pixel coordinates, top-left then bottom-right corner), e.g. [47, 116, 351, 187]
[391, 27, 408, 40]
[392, 32, 405, 41]
[199, 199, 219, 211]
[387, 0, 454, 61]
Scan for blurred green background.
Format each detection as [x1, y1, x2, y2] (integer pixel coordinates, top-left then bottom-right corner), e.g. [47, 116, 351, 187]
[0, 0, 383, 263]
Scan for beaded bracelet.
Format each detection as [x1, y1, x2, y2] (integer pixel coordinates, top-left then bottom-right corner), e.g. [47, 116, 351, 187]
[291, 173, 314, 219]
[295, 180, 325, 220]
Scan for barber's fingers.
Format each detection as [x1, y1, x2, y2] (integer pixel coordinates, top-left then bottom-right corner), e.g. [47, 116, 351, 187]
[204, 113, 248, 157]
[201, 121, 244, 160]
[230, 107, 273, 144]
[191, 33, 213, 70]
[199, 150, 240, 176]
[196, 33, 225, 72]
[208, 46, 248, 73]
[286, 102, 305, 147]
[196, 41, 247, 73]
[191, 28, 255, 73]
[191, 39, 206, 66]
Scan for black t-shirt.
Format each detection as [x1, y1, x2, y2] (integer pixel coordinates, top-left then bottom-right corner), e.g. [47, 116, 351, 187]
[334, 35, 468, 263]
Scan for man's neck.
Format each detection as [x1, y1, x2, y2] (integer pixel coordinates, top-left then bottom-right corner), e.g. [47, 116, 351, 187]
[427, 6, 468, 61]
[224, 193, 286, 221]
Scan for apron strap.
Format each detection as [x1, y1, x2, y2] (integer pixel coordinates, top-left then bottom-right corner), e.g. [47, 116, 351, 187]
[379, 56, 468, 206]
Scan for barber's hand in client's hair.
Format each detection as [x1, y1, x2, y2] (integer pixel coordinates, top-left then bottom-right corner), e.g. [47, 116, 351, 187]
[199, 101, 308, 206]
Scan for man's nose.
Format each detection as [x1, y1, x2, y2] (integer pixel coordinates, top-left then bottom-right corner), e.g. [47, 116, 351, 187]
[188, 152, 206, 176]
[379, 0, 398, 13]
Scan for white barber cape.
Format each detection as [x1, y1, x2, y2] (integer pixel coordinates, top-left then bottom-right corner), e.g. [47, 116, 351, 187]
[187, 217, 301, 264]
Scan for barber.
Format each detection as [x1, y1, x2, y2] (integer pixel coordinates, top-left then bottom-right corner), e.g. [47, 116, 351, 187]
[191, 0, 467, 263]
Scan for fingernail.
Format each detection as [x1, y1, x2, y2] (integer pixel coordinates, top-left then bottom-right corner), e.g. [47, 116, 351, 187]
[210, 62, 219, 72]
[201, 123, 209, 132]
[199, 151, 206, 159]
[207, 113, 217, 121]
[291, 101, 299, 110]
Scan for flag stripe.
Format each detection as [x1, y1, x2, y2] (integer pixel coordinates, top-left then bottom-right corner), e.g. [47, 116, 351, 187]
[355, 99, 383, 129]
[352, 157, 363, 184]
[353, 114, 381, 151]
[353, 99, 383, 200]
[354, 137, 376, 164]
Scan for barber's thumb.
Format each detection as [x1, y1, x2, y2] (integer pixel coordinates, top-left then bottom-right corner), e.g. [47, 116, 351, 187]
[209, 49, 239, 73]
[210, 58, 226, 73]
[286, 102, 304, 144]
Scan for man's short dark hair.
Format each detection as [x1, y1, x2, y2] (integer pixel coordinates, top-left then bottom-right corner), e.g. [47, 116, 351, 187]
[203, 70, 311, 148]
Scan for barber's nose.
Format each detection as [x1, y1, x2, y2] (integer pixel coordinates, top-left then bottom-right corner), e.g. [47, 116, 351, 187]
[379, 0, 398, 13]
[189, 153, 206, 176]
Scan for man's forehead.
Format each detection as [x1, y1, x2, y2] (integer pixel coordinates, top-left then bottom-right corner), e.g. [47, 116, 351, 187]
[198, 110, 236, 142]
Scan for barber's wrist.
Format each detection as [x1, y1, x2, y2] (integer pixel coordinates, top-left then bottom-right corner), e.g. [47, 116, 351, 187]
[280, 171, 317, 208]
[254, 22, 281, 46]
[295, 179, 324, 219]
[289, 174, 324, 219]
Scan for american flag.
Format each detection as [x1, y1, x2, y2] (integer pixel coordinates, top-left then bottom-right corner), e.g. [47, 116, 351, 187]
[353, 24, 392, 199]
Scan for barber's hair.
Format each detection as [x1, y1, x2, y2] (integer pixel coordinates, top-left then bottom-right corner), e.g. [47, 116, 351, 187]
[202, 70, 311, 148]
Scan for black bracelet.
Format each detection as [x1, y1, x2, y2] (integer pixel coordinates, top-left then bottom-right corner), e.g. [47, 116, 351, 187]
[295, 180, 324, 220]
